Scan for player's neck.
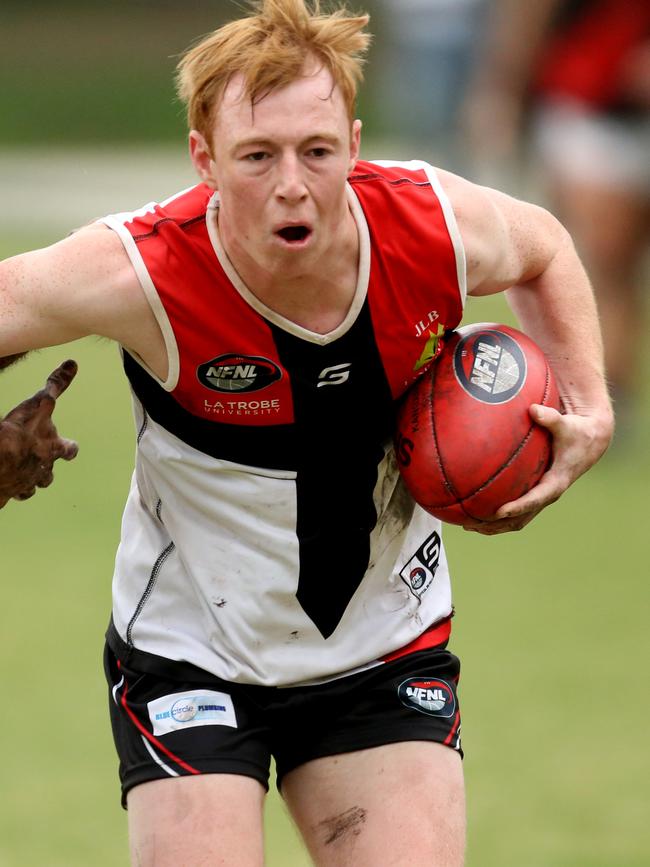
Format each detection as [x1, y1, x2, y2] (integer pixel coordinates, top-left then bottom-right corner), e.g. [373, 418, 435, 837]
[220, 209, 360, 334]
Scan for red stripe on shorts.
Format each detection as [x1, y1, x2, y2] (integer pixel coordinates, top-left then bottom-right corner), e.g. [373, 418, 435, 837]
[444, 710, 461, 746]
[381, 617, 452, 663]
[117, 661, 201, 776]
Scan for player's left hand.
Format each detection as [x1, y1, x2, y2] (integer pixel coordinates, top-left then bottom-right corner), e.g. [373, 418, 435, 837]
[461, 403, 614, 535]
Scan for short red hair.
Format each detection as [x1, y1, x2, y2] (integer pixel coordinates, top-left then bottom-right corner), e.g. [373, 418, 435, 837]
[176, 0, 371, 140]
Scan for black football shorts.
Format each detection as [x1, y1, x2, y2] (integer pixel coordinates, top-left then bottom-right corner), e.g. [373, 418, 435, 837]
[104, 640, 462, 807]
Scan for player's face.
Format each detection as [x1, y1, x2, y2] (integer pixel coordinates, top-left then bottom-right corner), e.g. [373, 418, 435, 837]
[190, 64, 361, 278]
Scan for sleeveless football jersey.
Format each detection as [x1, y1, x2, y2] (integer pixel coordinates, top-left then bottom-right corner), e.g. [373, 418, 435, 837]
[101, 159, 466, 687]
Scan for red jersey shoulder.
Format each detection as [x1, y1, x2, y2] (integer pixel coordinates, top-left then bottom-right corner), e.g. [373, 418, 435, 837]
[123, 184, 214, 237]
[350, 160, 430, 185]
[349, 160, 433, 204]
[349, 160, 453, 257]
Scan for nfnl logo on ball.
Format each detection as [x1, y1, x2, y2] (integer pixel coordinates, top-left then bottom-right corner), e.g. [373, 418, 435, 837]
[453, 330, 527, 404]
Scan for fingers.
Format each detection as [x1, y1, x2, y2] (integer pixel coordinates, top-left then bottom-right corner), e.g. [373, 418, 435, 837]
[36, 465, 55, 488]
[0, 362, 80, 508]
[52, 437, 79, 462]
[491, 477, 565, 535]
[4, 360, 78, 427]
[4, 390, 54, 423]
[465, 405, 566, 532]
[483, 410, 578, 530]
[462, 509, 540, 535]
[494, 471, 561, 519]
[44, 359, 78, 400]
[529, 403, 563, 431]
[15, 486, 38, 501]
[3, 448, 72, 507]
[27, 359, 79, 426]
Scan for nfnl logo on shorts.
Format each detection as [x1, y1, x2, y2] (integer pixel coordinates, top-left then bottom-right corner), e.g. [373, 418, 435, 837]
[398, 678, 456, 718]
[148, 690, 237, 736]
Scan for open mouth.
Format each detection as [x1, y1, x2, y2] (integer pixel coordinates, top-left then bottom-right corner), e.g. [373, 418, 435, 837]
[276, 225, 311, 243]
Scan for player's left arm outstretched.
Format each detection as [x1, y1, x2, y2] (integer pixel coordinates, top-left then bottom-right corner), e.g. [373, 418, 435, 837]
[439, 170, 615, 534]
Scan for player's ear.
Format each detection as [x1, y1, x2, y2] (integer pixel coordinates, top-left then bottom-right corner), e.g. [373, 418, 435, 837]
[189, 130, 218, 189]
[348, 119, 362, 173]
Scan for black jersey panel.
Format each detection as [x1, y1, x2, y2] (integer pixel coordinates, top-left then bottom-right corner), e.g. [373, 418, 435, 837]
[123, 352, 297, 471]
[270, 301, 396, 639]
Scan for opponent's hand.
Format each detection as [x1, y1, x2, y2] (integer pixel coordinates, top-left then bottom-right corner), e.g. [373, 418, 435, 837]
[0, 360, 79, 508]
[462, 403, 614, 535]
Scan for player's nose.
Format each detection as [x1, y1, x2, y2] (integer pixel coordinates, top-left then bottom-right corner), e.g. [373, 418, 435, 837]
[275, 152, 308, 203]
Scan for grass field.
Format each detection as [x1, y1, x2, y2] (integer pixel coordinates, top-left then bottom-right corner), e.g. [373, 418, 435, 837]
[1, 168, 649, 866]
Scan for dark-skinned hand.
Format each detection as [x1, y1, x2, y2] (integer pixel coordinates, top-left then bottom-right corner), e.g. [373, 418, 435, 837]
[0, 360, 79, 508]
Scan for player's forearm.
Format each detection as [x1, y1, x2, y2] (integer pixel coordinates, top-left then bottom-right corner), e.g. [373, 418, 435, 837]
[505, 230, 613, 428]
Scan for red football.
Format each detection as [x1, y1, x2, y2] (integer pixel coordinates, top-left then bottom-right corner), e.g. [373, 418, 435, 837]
[395, 322, 561, 525]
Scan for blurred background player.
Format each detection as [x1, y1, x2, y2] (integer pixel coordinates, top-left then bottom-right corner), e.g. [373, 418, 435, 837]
[463, 0, 650, 437]
[373, 0, 487, 169]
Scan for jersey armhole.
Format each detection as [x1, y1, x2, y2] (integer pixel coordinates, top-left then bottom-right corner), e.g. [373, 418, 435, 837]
[412, 161, 467, 309]
[370, 159, 468, 310]
[100, 215, 180, 391]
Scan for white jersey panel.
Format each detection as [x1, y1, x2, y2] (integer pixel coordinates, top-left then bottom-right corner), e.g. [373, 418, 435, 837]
[111, 401, 452, 686]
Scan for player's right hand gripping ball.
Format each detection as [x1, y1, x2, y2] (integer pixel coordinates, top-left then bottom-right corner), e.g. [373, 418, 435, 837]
[395, 323, 561, 525]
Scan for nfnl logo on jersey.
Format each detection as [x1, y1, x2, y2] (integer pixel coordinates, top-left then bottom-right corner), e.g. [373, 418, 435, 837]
[197, 354, 282, 393]
[399, 531, 441, 599]
[398, 678, 456, 717]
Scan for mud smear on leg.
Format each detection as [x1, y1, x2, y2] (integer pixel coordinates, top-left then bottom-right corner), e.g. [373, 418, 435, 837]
[318, 805, 367, 845]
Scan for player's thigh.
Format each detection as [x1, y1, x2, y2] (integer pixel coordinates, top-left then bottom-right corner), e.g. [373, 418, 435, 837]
[282, 741, 465, 867]
[127, 773, 266, 867]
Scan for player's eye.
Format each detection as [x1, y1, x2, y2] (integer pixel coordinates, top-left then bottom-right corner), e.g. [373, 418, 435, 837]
[308, 147, 328, 158]
[245, 151, 268, 162]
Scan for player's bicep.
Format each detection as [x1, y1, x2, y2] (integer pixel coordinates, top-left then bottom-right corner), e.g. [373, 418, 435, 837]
[0, 225, 140, 355]
[439, 170, 565, 296]
[0, 251, 83, 355]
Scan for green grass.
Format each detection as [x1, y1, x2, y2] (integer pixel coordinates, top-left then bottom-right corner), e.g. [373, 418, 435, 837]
[1, 237, 648, 865]
[0, 1, 383, 146]
[0, 3, 225, 145]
